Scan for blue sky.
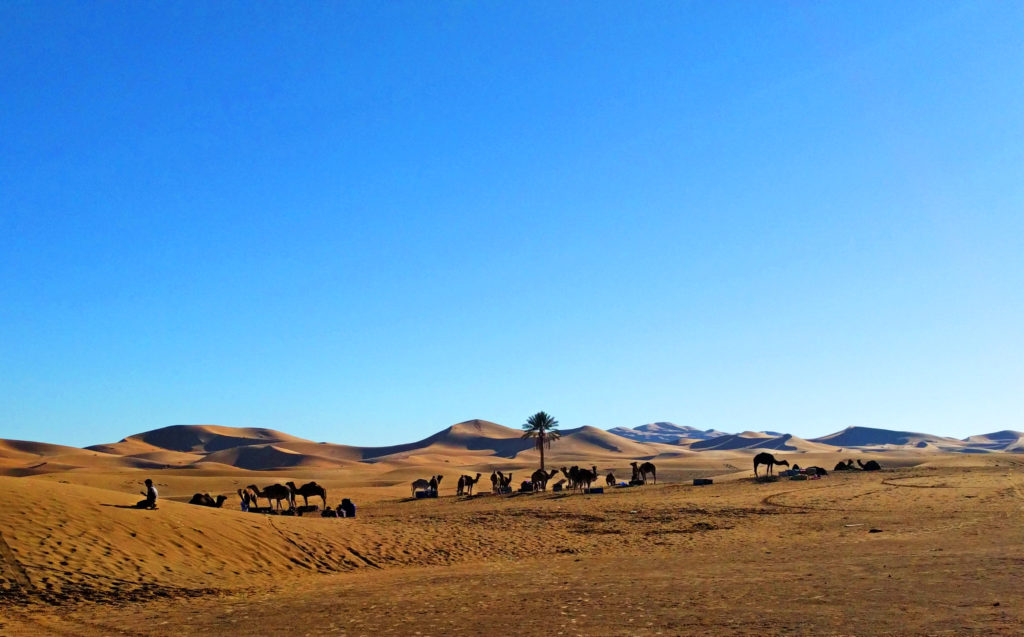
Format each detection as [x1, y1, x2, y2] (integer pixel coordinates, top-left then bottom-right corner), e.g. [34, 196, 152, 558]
[2, 1, 1022, 448]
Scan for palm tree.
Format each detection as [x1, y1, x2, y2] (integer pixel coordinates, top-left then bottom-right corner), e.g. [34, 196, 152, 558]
[522, 411, 560, 472]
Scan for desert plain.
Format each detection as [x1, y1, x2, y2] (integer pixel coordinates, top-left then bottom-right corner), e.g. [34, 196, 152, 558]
[0, 421, 1022, 636]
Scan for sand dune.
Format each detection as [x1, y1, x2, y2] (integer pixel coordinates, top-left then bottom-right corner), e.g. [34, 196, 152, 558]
[608, 422, 728, 444]
[688, 432, 833, 452]
[810, 426, 967, 449]
[3, 421, 1019, 483]
[961, 430, 1024, 452]
[89, 424, 312, 455]
[533, 425, 686, 459]
[201, 444, 344, 470]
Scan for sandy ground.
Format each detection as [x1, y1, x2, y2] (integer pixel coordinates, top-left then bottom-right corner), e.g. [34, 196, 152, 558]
[1, 453, 1022, 635]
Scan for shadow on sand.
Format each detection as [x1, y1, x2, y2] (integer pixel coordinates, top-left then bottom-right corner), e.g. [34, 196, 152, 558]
[100, 504, 158, 510]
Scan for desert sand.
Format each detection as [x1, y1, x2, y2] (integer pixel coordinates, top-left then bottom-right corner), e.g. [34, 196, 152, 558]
[1, 423, 1022, 635]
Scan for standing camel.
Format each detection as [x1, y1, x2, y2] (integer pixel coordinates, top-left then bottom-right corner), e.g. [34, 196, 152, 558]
[249, 484, 293, 510]
[286, 481, 327, 508]
[753, 453, 789, 479]
[530, 468, 560, 492]
[411, 478, 431, 497]
[630, 461, 657, 484]
[429, 474, 443, 494]
[462, 473, 482, 496]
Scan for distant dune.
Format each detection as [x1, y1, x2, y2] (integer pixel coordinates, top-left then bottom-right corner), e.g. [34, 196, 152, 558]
[688, 432, 833, 453]
[608, 422, 728, 444]
[88, 424, 310, 455]
[2, 420, 1020, 476]
[810, 426, 968, 451]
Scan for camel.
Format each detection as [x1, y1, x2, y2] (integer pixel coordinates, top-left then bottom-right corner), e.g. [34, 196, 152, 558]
[499, 472, 513, 492]
[573, 466, 596, 492]
[411, 478, 431, 497]
[456, 475, 466, 496]
[833, 459, 856, 471]
[805, 466, 828, 477]
[188, 493, 227, 507]
[286, 481, 327, 508]
[630, 461, 657, 484]
[857, 459, 881, 471]
[240, 485, 261, 507]
[530, 468, 560, 492]
[560, 467, 576, 491]
[248, 483, 293, 510]
[605, 472, 616, 487]
[491, 471, 500, 493]
[753, 453, 789, 478]
[462, 473, 482, 496]
[429, 474, 443, 494]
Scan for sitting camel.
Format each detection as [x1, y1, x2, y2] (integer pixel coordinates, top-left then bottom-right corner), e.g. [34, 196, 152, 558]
[605, 472, 616, 487]
[753, 453, 789, 479]
[857, 459, 881, 471]
[499, 472, 513, 492]
[286, 481, 327, 508]
[188, 493, 227, 507]
[833, 459, 856, 471]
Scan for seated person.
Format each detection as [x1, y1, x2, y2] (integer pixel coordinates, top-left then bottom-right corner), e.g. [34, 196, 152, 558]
[339, 498, 355, 518]
[136, 478, 158, 509]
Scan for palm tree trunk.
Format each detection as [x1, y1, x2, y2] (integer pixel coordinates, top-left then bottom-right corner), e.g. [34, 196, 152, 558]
[539, 433, 546, 471]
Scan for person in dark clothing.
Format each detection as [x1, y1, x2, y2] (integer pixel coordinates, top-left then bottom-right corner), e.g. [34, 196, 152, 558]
[136, 478, 158, 509]
[339, 498, 355, 518]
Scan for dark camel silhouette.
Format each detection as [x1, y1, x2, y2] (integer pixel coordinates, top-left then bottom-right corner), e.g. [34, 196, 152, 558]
[574, 466, 596, 491]
[411, 478, 431, 496]
[630, 461, 657, 484]
[560, 466, 577, 491]
[499, 472, 513, 492]
[530, 468, 560, 491]
[188, 493, 227, 507]
[857, 459, 881, 471]
[458, 473, 481, 496]
[490, 471, 499, 493]
[753, 453, 789, 478]
[805, 466, 828, 477]
[248, 484, 293, 510]
[429, 474, 443, 493]
[605, 472, 616, 486]
[834, 459, 856, 471]
[240, 485, 261, 507]
[286, 481, 327, 508]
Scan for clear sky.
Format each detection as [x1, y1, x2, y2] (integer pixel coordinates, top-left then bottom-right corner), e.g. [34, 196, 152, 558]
[2, 1, 1022, 448]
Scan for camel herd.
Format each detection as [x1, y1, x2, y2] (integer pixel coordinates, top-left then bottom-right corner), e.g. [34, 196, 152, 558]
[186, 481, 329, 512]
[753, 452, 883, 479]
[410, 461, 661, 498]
